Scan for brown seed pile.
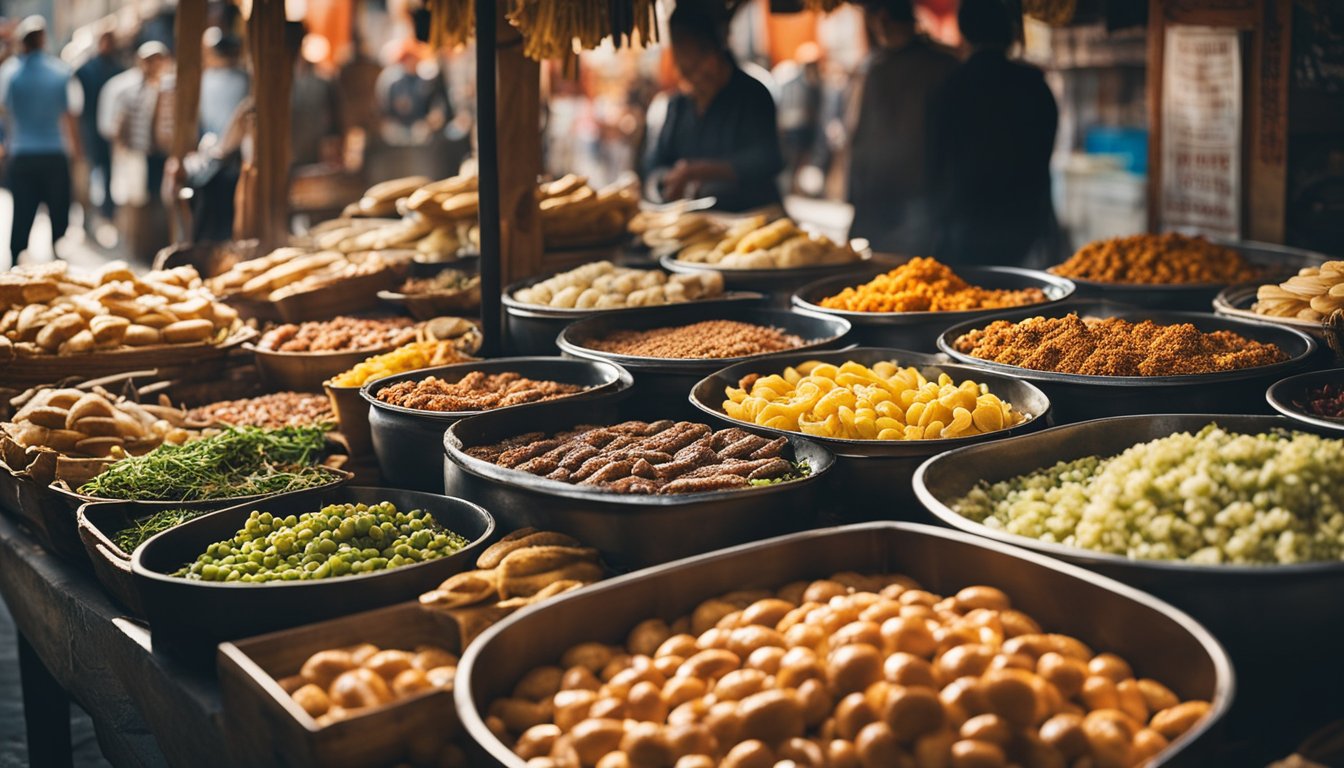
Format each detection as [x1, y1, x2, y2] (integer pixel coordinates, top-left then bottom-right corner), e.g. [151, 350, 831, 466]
[187, 392, 334, 429]
[376, 371, 586, 412]
[258, 316, 417, 353]
[1053, 233, 1260, 285]
[465, 420, 799, 494]
[953, 314, 1288, 376]
[583, 320, 806, 359]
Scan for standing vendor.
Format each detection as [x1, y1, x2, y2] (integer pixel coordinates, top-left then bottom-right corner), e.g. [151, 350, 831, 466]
[643, 6, 783, 212]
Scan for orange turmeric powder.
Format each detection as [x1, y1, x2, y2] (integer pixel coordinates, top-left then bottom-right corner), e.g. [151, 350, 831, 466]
[819, 257, 1047, 313]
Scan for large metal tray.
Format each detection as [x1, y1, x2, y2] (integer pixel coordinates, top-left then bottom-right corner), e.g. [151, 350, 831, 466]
[659, 243, 873, 309]
[936, 301, 1318, 423]
[792, 266, 1076, 352]
[913, 414, 1344, 759]
[362, 357, 634, 492]
[131, 485, 494, 667]
[442, 405, 834, 570]
[456, 522, 1233, 767]
[1054, 238, 1330, 312]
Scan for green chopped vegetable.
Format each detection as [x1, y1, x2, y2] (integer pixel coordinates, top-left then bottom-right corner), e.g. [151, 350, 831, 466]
[112, 508, 214, 553]
[174, 501, 469, 582]
[79, 426, 332, 502]
[749, 461, 812, 487]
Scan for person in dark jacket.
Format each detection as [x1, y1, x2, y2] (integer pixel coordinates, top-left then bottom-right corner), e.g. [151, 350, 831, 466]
[847, 0, 958, 255]
[928, 0, 1059, 267]
[643, 6, 783, 212]
[75, 29, 123, 221]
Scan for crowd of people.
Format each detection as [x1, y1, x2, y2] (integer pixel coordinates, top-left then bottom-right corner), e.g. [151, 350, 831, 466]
[1, 0, 1057, 269]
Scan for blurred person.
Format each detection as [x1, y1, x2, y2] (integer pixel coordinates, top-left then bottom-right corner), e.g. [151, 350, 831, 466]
[75, 28, 124, 223]
[198, 27, 248, 140]
[99, 42, 172, 259]
[846, 0, 957, 255]
[928, 0, 1058, 267]
[643, 6, 783, 212]
[375, 42, 447, 145]
[0, 16, 83, 264]
[292, 34, 344, 167]
[774, 42, 823, 194]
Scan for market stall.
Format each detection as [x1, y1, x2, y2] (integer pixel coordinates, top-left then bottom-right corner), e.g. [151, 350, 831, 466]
[2, 1, 1343, 767]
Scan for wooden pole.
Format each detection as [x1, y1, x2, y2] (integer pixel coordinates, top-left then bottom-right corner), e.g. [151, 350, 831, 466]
[1247, 0, 1291, 242]
[476, 0, 503, 357]
[245, 1, 294, 250]
[172, 0, 205, 161]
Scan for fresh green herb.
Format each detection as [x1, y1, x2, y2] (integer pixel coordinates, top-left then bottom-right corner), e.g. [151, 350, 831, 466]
[112, 508, 214, 553]
[79, 426, 333, 501]
[749, 460, 812, 487]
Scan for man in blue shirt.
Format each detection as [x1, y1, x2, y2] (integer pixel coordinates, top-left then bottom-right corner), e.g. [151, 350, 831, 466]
[0, 16, 83, 264]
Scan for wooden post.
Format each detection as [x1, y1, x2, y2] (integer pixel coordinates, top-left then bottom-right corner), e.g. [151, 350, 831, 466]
[1248, 0, 1291, 242]
[245, 1, 294, 250]
[1145, 0, 1164, 233]
[476, 0, 503, 357]
[493, 2, 544, 288]
[172, 0, 206, 161]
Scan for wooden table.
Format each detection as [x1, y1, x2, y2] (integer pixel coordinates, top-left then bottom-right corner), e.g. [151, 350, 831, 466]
[0, 512, 234, 768]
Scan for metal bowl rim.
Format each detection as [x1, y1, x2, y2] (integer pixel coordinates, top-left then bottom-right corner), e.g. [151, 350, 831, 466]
[245, 342, 399, 360]
[359, 356, 633, 420]
[1213, 284, 1332, 332]
[791, 265, 1077, 323]
[555, 307, 852, 369]
[501, 270, 765, 317]
[935, 303, 1318, 386]
[1265, 368, 1344, 435]
[913, 412, 1344, 575]
[455, 519, 1235, 768]
[657, 245, 873, 279]
[687, 346, 1052, 453]
[128, 485, 496, 589]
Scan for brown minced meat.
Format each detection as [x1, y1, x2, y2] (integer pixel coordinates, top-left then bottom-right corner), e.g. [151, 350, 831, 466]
[953, 313, 1287, 376]
[188, 392, 334, 428]
[376, 371, 586, 412]
[583, 320, 805, 359]
[258, 316, 418, 352]
[465, 420, 796, 494]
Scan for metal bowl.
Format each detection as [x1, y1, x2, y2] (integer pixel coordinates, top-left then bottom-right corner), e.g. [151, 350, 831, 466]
[558, 305, 851, 421]
[1266, 368, 1344, 435]
[1053, 238, 1330, 312]
[792, 266, 1076, 352]
[362, 357, 634, 493]
[1213, 283, 1344, 350]
[936, 301, 1318, 423]
[502, 268, 766, 355]
[442, 405, 835, 570]
[131, 485, 494, 666]
[913, 414, 1344, 758]
[456, 521, 1233, 767]
[659, 241, 873, 309]
[248, 343, 397, 393]
[688, 347, 1052, 517]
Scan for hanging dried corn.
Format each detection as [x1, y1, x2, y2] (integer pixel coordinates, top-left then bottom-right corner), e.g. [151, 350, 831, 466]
[427, 0, 474, 50]
[1023, 0, 1076, 26]
[506, 0, 659, 63]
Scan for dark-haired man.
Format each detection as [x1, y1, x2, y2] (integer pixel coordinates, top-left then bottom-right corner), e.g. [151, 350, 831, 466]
[643, 6, 783, 212]
[847, 0, 958, 255]
[929, 0, 1059, 267]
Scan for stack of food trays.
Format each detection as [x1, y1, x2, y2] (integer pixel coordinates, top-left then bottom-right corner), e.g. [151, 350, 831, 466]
[557, 305, 850, 419]
[361, 357, 633, 492]
[936, 301, 1316, 422]
[1051, 233, 1328, 311]
[457, 521, 1232, 767]
[689, 348, 1050, 513]
[502, 260, 762, 354]
[128, 485, 493, 665]
[442, 405, 834, 569]
[793, 258, 1075, 351]
[914, 415, 1344, 759]
[655, 212, 873, 308]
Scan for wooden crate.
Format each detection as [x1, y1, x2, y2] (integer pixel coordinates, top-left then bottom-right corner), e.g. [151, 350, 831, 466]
[217, 602, 464, 768]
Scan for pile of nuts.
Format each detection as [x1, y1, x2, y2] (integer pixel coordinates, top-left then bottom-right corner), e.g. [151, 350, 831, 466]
[489, 573, 1211, 768]
[279, 642, 460, 728]
[582, 321, 806, 360]
[187, 392, 334, 429]
[257, 316, 418, 353]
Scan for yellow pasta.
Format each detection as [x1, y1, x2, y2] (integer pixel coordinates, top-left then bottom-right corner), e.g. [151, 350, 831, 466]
[723, 360, 1026, 441]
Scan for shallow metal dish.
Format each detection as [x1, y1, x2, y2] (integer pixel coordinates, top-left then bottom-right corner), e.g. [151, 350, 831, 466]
[248, 343, 397, 393]
[1213, 283, 1342, 345]
[659, 241, 872, 309]
[914, 414, 1344, 757]
[456, 521, 1233, 767]
[1052, 238, 1329, 312]
[792, 266, 1076, 352]
[501, 267, 766, 355]
[362, 357, 633, 492]
[442, 405, 834, 569]
[936, 301, 1318, 422]
[1266, 368, 1344, 435]
[131, 485, 494, 666]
